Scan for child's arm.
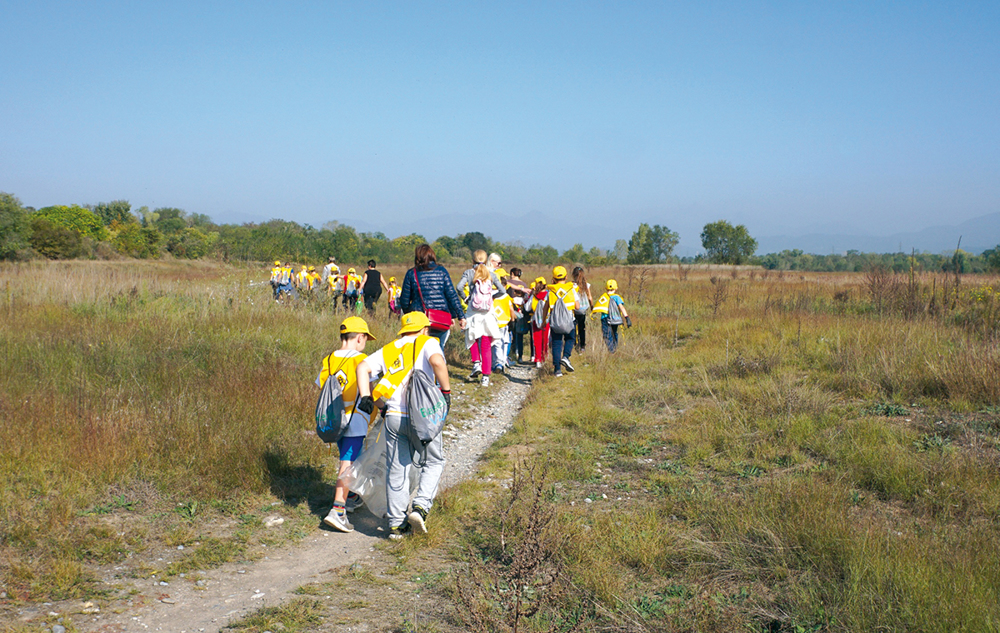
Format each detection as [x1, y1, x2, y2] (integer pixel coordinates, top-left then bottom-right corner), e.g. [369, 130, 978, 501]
[618, 297, 633, 327]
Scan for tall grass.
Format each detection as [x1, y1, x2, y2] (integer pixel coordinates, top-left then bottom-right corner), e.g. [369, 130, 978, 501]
[450, 267, 1000, 631]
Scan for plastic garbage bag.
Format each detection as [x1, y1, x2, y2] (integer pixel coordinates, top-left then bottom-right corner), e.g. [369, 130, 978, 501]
[345, 419, 417, 519]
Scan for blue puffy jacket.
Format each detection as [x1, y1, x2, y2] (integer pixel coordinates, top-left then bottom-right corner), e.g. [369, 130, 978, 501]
[398, 264, 465, 319]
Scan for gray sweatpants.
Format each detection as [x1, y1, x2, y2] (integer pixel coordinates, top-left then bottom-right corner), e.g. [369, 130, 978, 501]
[384, 413, 446, 529]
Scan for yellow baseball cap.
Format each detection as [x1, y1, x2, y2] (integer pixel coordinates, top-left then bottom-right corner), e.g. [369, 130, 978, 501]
[340, 316, 375, 340]
[606, 279, 618, 291]
[398, 311, 431, 335]
[495, 268, 509, 278]
[552, 265, 567, 280]
[348, 267, 356, 273]
[274, 260, 281, 266]
[534, 276, 546, 285]
[308, 266, 316, 271]
[389, 276, 396, 283]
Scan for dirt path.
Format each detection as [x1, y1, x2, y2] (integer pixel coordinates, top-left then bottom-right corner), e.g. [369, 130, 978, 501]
[66, 364, 535, 633]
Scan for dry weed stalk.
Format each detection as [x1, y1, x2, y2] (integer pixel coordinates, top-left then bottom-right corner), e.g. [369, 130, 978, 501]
[455, 459, 586, 633]
[709, 276, 729, 317]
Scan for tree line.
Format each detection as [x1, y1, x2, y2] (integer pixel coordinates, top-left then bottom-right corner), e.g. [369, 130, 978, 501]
[1, 192, 997, 272]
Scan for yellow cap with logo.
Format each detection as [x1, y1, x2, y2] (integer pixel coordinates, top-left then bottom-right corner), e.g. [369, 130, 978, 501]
[606, 279, 618, 291]
[534, 276, 546, 286]
[495, 268, 509, 278]
[389, 276, 396, 283]
[552, 265, 567, 280]
[274, 260, 281, 266]
[340, 316, 375, 340]
[348, 267, 356, 274]
[398, 311, 431, 336]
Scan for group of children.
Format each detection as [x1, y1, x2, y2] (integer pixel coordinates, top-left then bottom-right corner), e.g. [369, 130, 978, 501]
[316, 312, 450, 540]
[313, 252, 634, 540]
[454, 251, 633, 384]
[269, 257, 403, 313]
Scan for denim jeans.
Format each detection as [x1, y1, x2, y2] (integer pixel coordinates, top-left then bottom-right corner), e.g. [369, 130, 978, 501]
[551, 331, 574, 372]
[602, 319, 620, 352]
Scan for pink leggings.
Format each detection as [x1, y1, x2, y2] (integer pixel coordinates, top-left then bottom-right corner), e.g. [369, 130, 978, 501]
[469, 336, 493, 375]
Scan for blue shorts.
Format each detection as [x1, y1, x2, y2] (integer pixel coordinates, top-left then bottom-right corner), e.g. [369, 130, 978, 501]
[338, 435, 365, 462]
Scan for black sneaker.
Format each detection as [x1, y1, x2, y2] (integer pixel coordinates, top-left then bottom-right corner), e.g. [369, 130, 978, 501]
[408, 505, 429, 534]
[388, 522, 411, 540]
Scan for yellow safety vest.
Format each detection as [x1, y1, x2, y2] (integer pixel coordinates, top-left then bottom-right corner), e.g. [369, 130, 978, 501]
[270, 266, 281, 282]
[372, 335, 432, 403]
[547, 282, 577, 311]
[319, 351, 375, 422]
[492, 294, 513, 327]
[307, 272, 321, 289]
[593, 292, 616, 315]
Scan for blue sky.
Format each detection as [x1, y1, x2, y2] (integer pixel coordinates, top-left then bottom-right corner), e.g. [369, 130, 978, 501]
[2, 1, 998, 252]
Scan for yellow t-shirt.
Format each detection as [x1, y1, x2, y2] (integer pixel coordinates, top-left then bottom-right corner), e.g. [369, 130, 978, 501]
[307, 272, 321, 289]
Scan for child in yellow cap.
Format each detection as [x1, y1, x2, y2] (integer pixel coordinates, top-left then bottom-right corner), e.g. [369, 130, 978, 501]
[355, 312, 452, 540]
[593, 279, 631, 352]
[317, 316, 377, 532]
[546, 265, 578, 376]
[387, 276, 402, 314]
[528, 276, 550, 368]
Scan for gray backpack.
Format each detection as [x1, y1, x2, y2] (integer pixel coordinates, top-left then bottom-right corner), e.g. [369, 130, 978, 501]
[405, 339, 449, 467]
[315, 355, 356, 444]
[549, 294, 575, 335]
[607, 295, 624, 325]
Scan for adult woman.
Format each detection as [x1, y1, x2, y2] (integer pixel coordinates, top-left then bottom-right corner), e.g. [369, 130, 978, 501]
[361, 259, 390, 314]
[571, 266, 594, 351]
[398, 244, 466, 346]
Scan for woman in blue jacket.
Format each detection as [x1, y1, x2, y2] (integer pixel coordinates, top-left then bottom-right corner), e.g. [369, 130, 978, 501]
[398, 244, 467, 346]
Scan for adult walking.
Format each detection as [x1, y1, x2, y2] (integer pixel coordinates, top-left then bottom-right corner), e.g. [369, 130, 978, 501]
[456, 250, 505, 301]
[361, 260, 390, 314]
[398, 244, 466, 346]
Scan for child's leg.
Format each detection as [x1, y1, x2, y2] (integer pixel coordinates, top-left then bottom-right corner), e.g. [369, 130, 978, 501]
[602, 319, 613, 351]
[551, 332, 563, 372]
[479, 336, 492, 375]
[469, 340, 482, 365]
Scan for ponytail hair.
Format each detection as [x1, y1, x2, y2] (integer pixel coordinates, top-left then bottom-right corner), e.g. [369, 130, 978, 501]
[473, 263, 490, 283]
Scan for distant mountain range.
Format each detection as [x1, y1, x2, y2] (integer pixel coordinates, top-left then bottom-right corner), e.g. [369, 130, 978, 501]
[330, 210, 1000, 256]
[755, 212, 1000, 256]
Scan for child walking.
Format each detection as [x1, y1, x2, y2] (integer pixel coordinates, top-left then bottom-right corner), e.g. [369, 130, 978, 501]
[317, 316, 377, 532]
[593, 279, 632, 352]
[491, 269, 514, 373]
[547, 265, 578, 377]
[529, 277, 550, 368]
[464, 263, 501, 386]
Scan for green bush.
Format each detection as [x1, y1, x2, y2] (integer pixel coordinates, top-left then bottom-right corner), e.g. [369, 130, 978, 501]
[0, 192, 31, 259]
[28, 216, 88, 259]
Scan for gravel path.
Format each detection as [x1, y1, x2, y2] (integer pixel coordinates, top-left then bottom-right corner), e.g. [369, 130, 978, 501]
[59, 363, 536, 633]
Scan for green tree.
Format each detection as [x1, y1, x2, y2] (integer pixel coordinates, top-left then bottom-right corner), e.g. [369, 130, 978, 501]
[93, 200, 135, 227]
[112, 223, 163, 258]
[562, 243, 586, 263]
[700, 220, 757, 264]
[0, 192, 30, 259]
[984, 246, 1000, 272]
[34, 205, 107, 241]
[28, 216, 86, 259]
[627, 223, 679, 264]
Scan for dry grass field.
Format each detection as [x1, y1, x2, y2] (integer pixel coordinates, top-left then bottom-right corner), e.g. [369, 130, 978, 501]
[2, 260, 999, 632]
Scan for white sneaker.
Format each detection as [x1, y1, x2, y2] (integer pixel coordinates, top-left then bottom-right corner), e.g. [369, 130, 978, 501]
[323, 508, 354, 533]
[481, 376, 490, 387]
[554, 371, 563, 378]
[535, 361, 543, 368]
[467, 361, 482, 381]
[561, 357, 575, 372]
